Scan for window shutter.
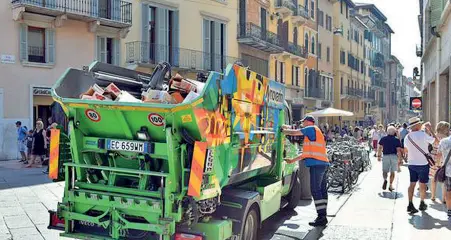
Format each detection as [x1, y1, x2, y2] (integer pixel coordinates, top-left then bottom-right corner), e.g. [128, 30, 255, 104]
[156, 8, 168, 62]
[203, 19, 211, 70]
[19, 24, 28, 62]
[45, 28, 55, 64]
[214, 22, 221, 71]
[97, 36, 107, 63]
[281, 62, 285, 83]
[112, 0, 121, 21]
[171, 11, 179, 67]
[141, 3, 149, 62]
[112, 39, 120, 66]
[430, 0, 444, 27]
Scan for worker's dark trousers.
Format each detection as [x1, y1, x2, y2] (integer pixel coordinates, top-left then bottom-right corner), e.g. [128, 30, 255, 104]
[309, 165, 329, 217]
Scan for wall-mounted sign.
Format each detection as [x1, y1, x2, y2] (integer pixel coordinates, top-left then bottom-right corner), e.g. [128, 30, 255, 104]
[410, 97, 422, 110]
[1, 54, 15, 64]
[33, 87, 51, 96]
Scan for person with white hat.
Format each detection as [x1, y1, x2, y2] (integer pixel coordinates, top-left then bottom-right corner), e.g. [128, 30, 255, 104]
[404, 117, 439, 213]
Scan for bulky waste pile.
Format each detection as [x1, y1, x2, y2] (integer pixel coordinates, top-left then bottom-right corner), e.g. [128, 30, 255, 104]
[80, 73, 205, 104]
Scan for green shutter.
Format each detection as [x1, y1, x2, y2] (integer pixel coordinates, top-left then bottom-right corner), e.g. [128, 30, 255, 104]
[113, 39, 120, 66]
[112, 0, 121, 21]
[19, 24, 28, 62]
[172, 11, 179, 67]
[213, 22, 221, 71]
[155, 8, 168, 62]
[46, 0, 56, 8]
[45, 28, 55, 64]
[203, 19, 211, 70]
[430, 0, 445, 27]
[91, 0, 98, 17]
[141, 3, 149, 63]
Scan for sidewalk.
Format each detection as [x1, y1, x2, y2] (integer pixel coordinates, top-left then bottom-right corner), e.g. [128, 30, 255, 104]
[0, 160, 66, 240]
[320, 155, 451, 240]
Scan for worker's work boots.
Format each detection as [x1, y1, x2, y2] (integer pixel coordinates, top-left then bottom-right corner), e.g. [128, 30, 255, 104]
[308, 216, 328, 227]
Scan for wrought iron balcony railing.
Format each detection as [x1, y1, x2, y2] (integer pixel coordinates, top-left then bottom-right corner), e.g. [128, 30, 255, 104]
[275, 0, 297, 12]
[238, 23, 282, 47]
[286, 42, 308, 59]
[305, 88, 325, 99]
[11, 0, 132, 24]
[126, 42, 239, 72]
[294, 4, 309, 18]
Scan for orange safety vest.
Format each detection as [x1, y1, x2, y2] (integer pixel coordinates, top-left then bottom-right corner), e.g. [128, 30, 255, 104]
[301, 126, 329, 162]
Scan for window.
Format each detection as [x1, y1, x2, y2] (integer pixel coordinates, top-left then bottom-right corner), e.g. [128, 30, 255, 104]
[293, 27, 298, 46]
[203, 19, 226, 71]
[275, 60, 285, 83]
[97, 36, 120, 65]
[305, 67, 309, 89]
[346, 3, 349, 18]
[340, 0, 343, 14]
[261, 8, 267, 32]
[340, 77, 343, 93]
[292, 66, 300, 86]
[318, 10, 324, 27]
[311, 0, 315, 19]
[311, 36, 315, 54]
[19, 24, 55, 64]
[327, 47, 330, 62]
[328, 16, 332, 31]
[304, 33, 309, 53]
[361, 61, 364, 74]
[318, 42, 322, 59]
[325, 14, 329, 30]
[144, 7, 179, 65]
[347, 30, 349, 40]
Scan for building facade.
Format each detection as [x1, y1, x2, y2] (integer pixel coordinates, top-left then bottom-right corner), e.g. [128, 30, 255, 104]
[124, 0, 239, 78]
[387, 55, 403, 123]
[0, 0, 133, 159]
[418, 0, 451, 127]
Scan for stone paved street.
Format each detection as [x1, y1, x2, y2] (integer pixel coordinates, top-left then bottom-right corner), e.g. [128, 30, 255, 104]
[0, 154, 450, 240]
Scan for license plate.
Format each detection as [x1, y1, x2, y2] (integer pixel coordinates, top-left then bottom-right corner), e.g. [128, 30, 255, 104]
[106, 139, 147, 153]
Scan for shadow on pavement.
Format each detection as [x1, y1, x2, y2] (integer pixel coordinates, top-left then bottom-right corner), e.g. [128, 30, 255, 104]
[378, 191, 404, 199]
[408, 211, 451, 230]
[260, 209, 300, 240]
[0, 160, 52, 190]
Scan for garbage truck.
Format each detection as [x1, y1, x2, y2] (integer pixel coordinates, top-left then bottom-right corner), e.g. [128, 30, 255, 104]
[47, 61, 302, 240]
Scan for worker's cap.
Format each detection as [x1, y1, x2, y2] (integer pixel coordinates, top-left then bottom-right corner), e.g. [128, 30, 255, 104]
[301, 115, 315, 123]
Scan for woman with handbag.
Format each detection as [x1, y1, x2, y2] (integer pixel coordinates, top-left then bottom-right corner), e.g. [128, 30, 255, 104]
[436, 122, 451, 218]
[429, 122, 449, 203]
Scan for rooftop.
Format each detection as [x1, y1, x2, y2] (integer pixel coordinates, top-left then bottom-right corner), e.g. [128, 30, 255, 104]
[354, 3, 388, 22]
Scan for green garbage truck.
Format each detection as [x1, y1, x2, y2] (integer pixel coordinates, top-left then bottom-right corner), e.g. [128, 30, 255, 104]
[48, 61, 301, 240]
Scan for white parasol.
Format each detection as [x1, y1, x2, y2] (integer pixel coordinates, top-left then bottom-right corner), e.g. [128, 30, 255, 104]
[307, 107, 354, 117]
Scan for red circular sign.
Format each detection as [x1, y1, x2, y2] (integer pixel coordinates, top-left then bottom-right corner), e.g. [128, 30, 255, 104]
[412, 99, 422, 108]
[85, 109, 101, 122]
[148, 113, 164, 126]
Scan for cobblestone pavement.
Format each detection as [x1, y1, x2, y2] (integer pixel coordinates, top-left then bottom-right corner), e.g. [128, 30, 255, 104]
[1, 154, 450, 240]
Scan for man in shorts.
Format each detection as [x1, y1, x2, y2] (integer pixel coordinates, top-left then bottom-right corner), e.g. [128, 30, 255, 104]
[16, 121, 27, 162]
[404, 117, 438, 213]
[377, 126, 402, 191]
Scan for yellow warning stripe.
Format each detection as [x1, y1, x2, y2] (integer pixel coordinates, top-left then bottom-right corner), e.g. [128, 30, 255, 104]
[188, 142, 207, 198]
[65, 98, 204, 113]
[48, 129, 61, 180]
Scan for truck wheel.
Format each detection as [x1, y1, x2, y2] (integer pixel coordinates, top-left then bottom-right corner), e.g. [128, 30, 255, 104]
[241, 208, 258, 240]
[285, 171, 301, 209]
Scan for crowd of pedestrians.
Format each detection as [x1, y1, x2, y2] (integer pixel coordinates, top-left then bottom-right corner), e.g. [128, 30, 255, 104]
[15, 117, 57, 174]
[372, 117, 451, 218]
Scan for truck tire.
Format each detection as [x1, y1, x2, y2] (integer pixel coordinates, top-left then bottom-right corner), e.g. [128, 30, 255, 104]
[285, 171, 301, 209]
[241, 208, 258, 240]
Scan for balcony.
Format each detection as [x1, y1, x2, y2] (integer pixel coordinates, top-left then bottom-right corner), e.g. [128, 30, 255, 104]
[237, 23, 284, 53]
[291, 5, 309, 26]
[305, 88, 325, 100]
[416, 44, 422, 57]
[370, 101, 386, 109]
[126, 42, 239, 72]
[371, 80, 386, 89]
[341, 87, 362, 99]
[286, 42, 308, 62]
[364, 91, 376, 102]
[274, 0, 296, 17]
[11, 0, 132, 29]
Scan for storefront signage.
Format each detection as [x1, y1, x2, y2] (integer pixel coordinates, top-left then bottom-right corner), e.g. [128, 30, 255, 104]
[1, 54, 15, 64]
[33, 87, 52, 96]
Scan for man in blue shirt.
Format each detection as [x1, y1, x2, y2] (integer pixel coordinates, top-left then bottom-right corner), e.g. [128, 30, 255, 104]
[16, 121, 28, 162]
[284, 115, 330, 227]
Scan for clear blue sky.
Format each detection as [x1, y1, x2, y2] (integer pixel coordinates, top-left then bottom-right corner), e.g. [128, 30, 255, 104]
[356, 0, 421, 77]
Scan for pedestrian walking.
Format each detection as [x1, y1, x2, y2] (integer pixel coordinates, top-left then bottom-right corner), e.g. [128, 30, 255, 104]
[376, 126, 402, 191]
[16, 121, 28, 162]
[25, 130, 33, 162]
[26, 121, 47, 168]
[283, 115, 330, 227]
[435, 122, 451, 218]
[430, 121, 449, 204]
[404, 117, 439, 213]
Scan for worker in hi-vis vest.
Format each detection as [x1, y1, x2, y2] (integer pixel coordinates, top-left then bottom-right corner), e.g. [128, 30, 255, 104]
[283, 115, 330, 227]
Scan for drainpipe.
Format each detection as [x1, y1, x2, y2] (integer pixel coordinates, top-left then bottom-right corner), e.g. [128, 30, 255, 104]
[435, 37, 441, 126]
